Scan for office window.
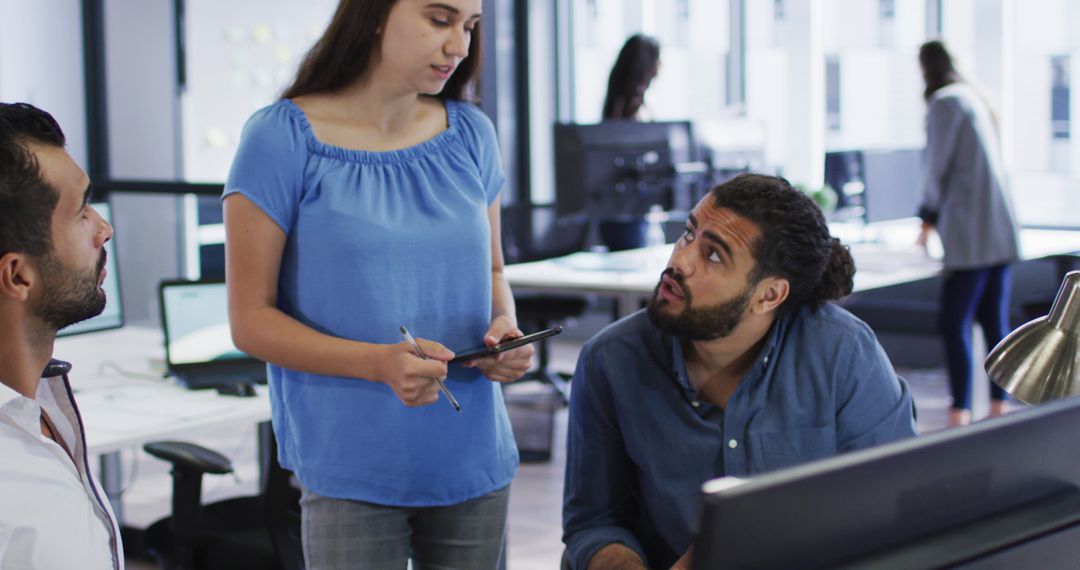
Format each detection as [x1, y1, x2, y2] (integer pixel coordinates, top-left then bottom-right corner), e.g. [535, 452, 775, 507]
[568, 0, 733, 125]
[826, 56, 842, 131]
[822, 0, 928, 152]
[877, 0, 896, 47]
[557, 0, 768, 209]
[672, 0, 691, 48]
[1051, 55, 1071, 140]
[948, 0, 1080, 226]
[879, 0, 895, 20]
[1048, 55, 1071, 173]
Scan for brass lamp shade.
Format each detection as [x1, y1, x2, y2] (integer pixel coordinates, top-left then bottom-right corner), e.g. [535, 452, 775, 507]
[986, 270, 1080, 404]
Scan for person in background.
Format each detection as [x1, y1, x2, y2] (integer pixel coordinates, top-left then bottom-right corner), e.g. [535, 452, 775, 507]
[602, 34, 661, 121]
[223, 0, 531, 568]
[0, 102, 122, 569]
[916, 40, 1021, 427]
[563, 174, 917, 570]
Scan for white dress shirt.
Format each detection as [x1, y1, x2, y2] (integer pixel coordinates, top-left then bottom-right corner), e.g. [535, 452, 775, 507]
[0, 363, 123, 569]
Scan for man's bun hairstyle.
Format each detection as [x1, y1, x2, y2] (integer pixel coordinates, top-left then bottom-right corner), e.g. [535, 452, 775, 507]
[709, 173, 855, 312]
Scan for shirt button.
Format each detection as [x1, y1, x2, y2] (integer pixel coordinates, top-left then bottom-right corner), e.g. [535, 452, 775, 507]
[763, 356, 770, 364]
[728, 439, 738, 449]
[691, 400, 700, 408]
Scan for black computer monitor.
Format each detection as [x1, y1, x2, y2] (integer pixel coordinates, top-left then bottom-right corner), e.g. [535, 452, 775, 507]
[57, 201, 124, 336]
[693, 396, 1080, 569]
[554, 120, 697, 218]
[823, 150, 864, 212]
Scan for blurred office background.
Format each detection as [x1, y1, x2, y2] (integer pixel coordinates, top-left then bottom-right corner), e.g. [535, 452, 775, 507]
[1, 0, 1076, 320]
[2, 1, 1078, 568]
[2, 0, 1076, 325]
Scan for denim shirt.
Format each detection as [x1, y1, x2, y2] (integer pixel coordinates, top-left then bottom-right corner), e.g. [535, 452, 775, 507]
[562, 305, 917, 569]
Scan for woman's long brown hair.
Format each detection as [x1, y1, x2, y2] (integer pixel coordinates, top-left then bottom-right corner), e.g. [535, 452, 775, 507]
[919, 40, 961, 101]
[281, 0, 482, 102]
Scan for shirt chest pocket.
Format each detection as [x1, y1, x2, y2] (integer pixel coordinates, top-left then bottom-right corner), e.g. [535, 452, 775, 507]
[753, 424, 838, 473]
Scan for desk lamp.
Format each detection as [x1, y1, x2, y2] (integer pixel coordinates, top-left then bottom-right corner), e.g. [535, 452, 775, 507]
[986, 270, 1080, 404]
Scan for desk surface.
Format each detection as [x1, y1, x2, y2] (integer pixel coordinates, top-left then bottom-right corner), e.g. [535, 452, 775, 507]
[505, 219, 1080, 298]
[55, 326, 271, 456]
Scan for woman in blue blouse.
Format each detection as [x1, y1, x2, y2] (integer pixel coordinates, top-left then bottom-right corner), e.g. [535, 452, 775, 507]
[222, 0, 531, 567]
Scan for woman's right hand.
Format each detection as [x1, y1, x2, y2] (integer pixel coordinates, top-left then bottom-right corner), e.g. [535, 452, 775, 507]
[916, 222, 935, 250]
[375, 340, 455, 407]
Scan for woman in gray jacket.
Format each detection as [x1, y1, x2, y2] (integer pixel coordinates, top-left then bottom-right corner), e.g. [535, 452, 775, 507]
[916, 40, 1020, 427]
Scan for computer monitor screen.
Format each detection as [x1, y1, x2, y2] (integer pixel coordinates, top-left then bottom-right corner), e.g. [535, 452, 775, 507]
[823, 150, 864, 212]
[692, 396, 1080, 569]
[57, 202, 124, 337]
[863, 148, 922, 223]
[554, 121, 696, 218]
[159, 280, 247, 365]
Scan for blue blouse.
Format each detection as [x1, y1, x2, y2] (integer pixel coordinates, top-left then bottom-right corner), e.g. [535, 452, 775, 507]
[224, 99, 518, 506]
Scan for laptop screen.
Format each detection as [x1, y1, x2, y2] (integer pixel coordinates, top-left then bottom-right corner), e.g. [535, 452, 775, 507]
[160, 280, 251, 366]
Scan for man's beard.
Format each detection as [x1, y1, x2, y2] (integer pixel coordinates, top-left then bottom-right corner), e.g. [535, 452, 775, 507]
[646, 268, 753, 341]
[36, 248, 108, 331]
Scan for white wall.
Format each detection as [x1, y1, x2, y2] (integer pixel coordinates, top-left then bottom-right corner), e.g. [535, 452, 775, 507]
[0, 0, 88, 169]
[180, 0, 338, 183]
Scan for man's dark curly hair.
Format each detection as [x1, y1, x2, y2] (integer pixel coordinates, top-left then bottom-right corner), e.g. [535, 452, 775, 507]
[710, 173, 855, 313]
[0, 102, 66, 258]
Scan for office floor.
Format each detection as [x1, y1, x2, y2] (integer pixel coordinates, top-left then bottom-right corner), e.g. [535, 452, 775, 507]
[122, 317, 988, 569]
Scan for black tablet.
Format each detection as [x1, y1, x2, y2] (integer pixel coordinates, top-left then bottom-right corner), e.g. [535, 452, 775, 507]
[450, 326, 563, 363]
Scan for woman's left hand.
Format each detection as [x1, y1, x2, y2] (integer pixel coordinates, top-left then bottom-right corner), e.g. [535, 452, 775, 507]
[464, 316, 534, 383]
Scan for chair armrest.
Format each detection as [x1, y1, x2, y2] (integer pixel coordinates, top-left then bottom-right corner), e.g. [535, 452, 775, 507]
[143, 441, 234, 475]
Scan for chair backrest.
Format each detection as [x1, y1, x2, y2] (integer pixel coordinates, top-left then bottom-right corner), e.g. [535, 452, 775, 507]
[501, 203, 591, 264]
[142, 433, 304, 570]
[531, 214, 591, 261]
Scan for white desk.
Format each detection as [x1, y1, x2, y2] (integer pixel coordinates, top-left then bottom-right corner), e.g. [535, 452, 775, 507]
[54, 326, 271, 523]
[505, 219, 1080, 318]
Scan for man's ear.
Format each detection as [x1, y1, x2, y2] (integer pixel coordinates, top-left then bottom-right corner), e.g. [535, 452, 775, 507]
[752, 276, 789, 314]
[0, 253, 35, 302]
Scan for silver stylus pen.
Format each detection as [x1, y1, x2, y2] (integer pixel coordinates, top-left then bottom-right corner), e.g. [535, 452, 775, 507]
[399, 326, 462, 413]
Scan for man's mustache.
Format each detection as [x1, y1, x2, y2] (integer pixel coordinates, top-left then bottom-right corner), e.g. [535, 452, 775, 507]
[661, 267, 688, 287]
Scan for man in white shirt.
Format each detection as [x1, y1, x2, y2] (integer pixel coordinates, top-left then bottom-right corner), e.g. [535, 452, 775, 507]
[0, 102, 123, 569]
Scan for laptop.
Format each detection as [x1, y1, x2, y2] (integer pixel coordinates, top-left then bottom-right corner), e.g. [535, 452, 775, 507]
[158, 279, 267, 389]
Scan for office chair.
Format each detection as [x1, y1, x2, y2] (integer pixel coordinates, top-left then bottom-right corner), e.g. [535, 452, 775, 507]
[502, 204, 591, 403]
[142, 432, 303, 570]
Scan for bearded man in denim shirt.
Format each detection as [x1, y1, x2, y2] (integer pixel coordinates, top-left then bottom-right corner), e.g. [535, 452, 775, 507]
[562, 174, 918, 570]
